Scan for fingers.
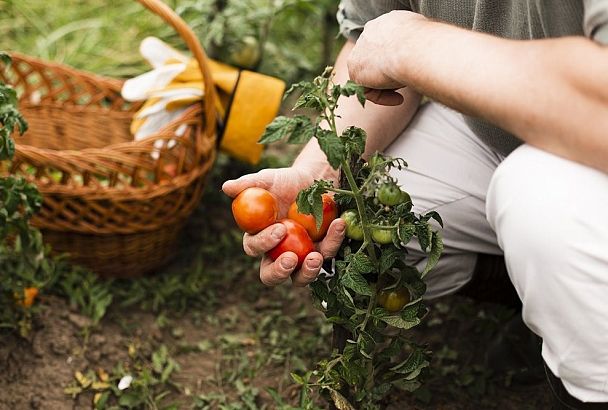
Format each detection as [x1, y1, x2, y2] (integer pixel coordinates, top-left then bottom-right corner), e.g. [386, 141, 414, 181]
[317, 218, 346, 258]
[243, 223, 286, 257]
[222, 170, 272, 197]
[260, 252, 298, 286]
[291, 252, 324, 287]
[364, 88, 404, 106]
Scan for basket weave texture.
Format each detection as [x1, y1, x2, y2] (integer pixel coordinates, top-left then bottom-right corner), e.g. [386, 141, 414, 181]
[0, 0, 217, 277]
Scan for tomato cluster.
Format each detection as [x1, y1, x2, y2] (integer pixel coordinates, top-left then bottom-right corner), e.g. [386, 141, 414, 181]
[231, 188, 337, 268]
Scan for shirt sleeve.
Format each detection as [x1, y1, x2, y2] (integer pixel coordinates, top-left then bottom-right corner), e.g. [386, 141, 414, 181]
[337, 0, 410, 41]
[584, 0, 608, 44]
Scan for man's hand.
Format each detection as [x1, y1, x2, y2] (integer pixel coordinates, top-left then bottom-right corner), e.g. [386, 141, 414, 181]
[347, 11, 427, 106]
[222, 167, 345, 287]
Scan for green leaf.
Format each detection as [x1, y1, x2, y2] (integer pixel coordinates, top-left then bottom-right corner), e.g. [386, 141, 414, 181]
[258, 115, 314, 145]
[290, 372, 305, 385]
[423, 211, 443, 228]
[357, 331, 374, 359]
[340, 271, 372, 297]
[348, 252, 374, 275]
[391, 349, 430, 381]
[295, 180, 332, 229]
[378, 248, 399, 274]
[340, 80, 366, 107]
[421, 231, 443, 277]
[416, 221, 432, 252]
[316, 129, 345, 169]
[398, 222, 416, 245]
[341, 126, 366, 157]
[381, 314, 420, 330]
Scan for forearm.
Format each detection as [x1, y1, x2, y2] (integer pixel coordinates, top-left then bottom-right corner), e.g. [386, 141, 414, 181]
[390, 20, 608, 173]
[294, 40, 421, 179]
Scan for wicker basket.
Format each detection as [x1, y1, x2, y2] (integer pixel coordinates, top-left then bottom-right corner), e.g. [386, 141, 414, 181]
[0, 0, 217, 278]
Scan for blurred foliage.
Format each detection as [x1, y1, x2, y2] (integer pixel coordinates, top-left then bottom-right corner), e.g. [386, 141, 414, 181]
[0, 0, 341, 83]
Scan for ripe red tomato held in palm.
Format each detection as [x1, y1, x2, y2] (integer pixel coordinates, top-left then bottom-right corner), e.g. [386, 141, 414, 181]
[267, 219, 315, 269]
[287, 194, 338, 241]
[231, 187, 278, 234]
[378, 287, 410, 313]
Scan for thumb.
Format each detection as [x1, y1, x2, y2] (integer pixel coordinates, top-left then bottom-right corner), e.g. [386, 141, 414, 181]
[317, 218, 346, 258]
[222, 171, 273, 198]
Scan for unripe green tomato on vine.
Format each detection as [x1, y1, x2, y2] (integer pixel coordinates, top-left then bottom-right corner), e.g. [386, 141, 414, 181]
[377, 183, 405, 206]
[340, 210, 364, 241]
[371, 225, 393, 245]
[378, 287, 410, 312]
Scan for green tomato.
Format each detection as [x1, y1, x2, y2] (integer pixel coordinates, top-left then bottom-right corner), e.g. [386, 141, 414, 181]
[400, 190, 411, 205]
[228, 36, 261, 69]
[377, 183, 404, 206]
[340, 210, 364, 241]
[371, 225, 393, 245]
[378, 287, 410, 312]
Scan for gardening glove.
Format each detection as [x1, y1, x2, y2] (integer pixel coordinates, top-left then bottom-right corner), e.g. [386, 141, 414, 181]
[121, 37, 285, 164]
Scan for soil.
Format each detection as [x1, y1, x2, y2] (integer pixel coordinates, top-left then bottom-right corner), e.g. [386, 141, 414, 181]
[0, 290, 552, 409]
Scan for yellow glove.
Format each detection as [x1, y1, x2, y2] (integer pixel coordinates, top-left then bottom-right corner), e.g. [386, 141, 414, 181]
[121, 37, 285, 164]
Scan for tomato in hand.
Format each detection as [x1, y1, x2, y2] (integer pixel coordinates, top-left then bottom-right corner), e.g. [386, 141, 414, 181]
[267, 219, 315, 269]
[287, 194, 338, 241]
[377, 183, 405, 206]
[378, 287, 410, 313]
[231, 187, 278, 234]
[340, 210, 364, 241]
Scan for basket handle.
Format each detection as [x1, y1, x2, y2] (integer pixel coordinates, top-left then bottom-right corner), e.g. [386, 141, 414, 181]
[136, 0, 217, 138]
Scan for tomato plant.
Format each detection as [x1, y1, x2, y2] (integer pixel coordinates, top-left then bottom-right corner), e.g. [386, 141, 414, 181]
[231, 187, 278, 234]
[288, 193, 337, 241]
[260, 68, 444, 409]
[378, 287, 410, 312]
[266, 219, 314, 269]
[340, 210, 364, 241]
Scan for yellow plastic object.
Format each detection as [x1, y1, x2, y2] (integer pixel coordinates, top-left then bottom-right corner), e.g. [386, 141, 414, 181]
[221, 70, 285, 164]
[130, 54, 285, 164]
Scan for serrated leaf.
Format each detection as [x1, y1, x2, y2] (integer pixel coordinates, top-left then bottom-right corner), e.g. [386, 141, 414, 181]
[424, 211, 443, 228]
[398, 222, 416, 245]
[421, 231, 443, 277]
[416, 221, 432, 252]
[258, 115, 314, 145]
[340, 271, 372, 296]
[358, 331, 375, 359]
[341, 126, 366, 157]
[340, 80, 366, 107]
[295, 180, 332, 229]
[390, 349, 429, 377]
[349, 252, 374, 275]
[381, 314, 421, 330]
[378, 248, 399, 274]
[316, 129, 345, 169]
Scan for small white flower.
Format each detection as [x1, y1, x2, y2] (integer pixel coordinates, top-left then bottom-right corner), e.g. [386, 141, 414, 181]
[321, 300, 328, 309]
[118, 375, 133, 391]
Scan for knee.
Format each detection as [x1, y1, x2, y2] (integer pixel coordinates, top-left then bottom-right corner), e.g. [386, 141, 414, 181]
[486, 145, 573, 258]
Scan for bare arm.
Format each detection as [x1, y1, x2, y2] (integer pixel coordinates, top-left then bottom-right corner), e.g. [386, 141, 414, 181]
[348, 11, 608, 173]
[294, 39, 422, 180]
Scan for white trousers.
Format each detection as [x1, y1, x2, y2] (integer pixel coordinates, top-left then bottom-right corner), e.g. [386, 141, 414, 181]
[385, 102, 608, 402]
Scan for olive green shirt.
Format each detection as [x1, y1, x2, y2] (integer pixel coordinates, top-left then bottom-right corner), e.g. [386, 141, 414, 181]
[338, 0, 608, 155]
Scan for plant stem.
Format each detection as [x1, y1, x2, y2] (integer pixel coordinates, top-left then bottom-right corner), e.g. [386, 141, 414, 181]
[326, 187, 354, 196]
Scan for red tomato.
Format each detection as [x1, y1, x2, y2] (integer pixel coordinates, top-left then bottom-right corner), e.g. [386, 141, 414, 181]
[287, 194, 338, 241]
[267, 219, 315, 269]
[231, 187, 279, 234]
